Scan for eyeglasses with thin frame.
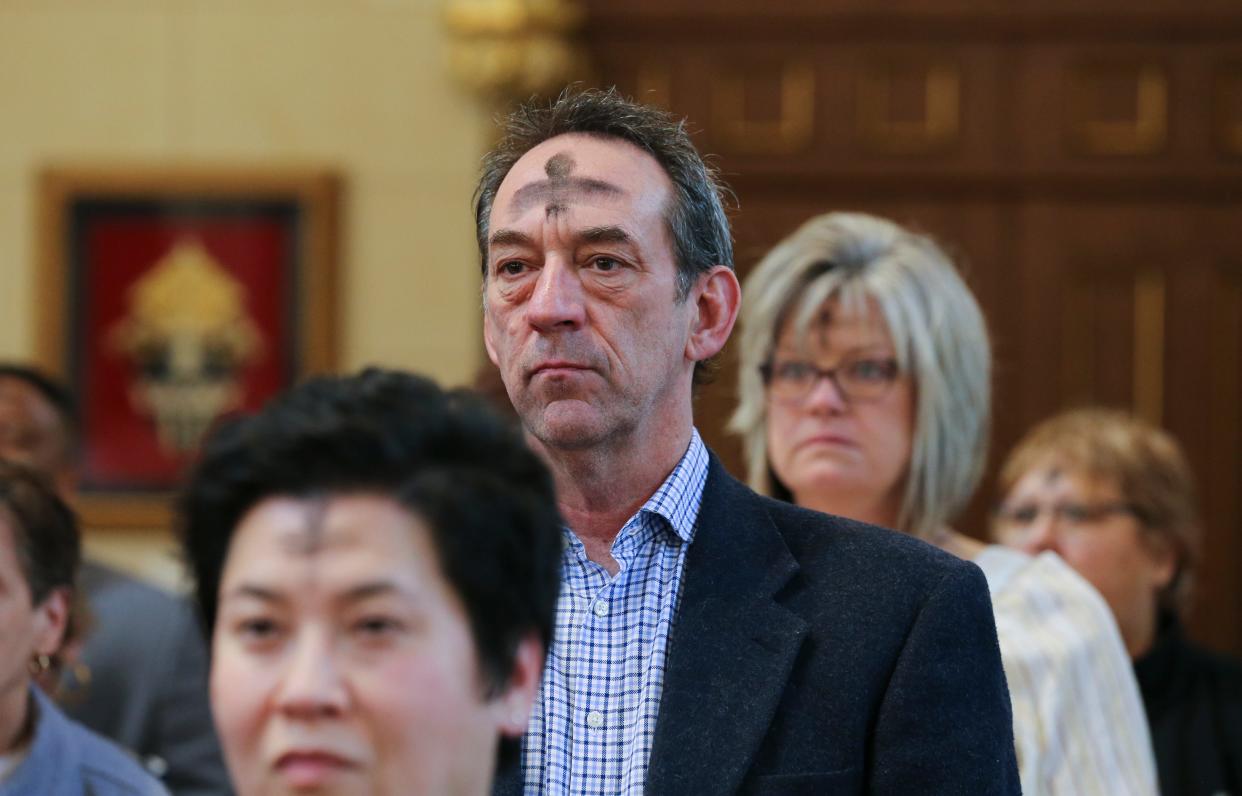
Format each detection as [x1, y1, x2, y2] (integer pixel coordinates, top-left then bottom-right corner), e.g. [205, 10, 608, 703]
[760, 355, 900, 404]
[993, 501, 1140, 530]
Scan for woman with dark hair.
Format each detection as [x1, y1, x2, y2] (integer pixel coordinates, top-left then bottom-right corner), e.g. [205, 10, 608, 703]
[179, 368, 562, 796]
[0, 461, 167, 795]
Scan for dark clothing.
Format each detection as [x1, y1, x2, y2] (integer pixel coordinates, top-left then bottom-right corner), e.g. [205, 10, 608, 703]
[497, 454, 1020, 794]
[1136, 616, 1242, 796]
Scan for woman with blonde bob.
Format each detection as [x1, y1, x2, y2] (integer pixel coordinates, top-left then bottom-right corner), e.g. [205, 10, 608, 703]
[731, 211, 1158, 794]
[993, 408, 1242, 796]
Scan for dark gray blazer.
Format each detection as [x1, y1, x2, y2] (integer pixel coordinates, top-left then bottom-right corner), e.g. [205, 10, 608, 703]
[498, 455, 1020, 795]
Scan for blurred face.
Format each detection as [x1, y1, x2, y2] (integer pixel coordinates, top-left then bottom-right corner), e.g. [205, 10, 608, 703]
[0, 510, 66, 751]
[0, 377, 71, 492]
[482, 133, 697, 452]
[993, 464, 1175, 657]
[211, 494, 537, 796]
[765, 301, 914, 528]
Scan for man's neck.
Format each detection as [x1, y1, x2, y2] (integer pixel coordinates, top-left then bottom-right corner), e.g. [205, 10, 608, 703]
[536, 424, 693, 576]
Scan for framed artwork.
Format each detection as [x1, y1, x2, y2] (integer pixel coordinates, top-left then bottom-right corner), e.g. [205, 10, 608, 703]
[34, 166, 340, 530]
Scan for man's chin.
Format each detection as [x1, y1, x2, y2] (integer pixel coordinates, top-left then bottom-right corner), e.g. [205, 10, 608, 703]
[521, 400, 611, 452]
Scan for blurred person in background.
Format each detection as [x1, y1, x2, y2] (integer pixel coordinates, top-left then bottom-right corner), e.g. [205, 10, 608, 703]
[0, 460, 167, 795]
[0, 364, 229, 795]
[994, 407, 1242, 796]
[179, 368, 561, 796]
[731, 211, 1158, 793]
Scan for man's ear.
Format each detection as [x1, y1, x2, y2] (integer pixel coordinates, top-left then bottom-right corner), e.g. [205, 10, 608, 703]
[494, 634, 544, 737]
[685, 265, 741, 363]
[32, 586, 71, 658]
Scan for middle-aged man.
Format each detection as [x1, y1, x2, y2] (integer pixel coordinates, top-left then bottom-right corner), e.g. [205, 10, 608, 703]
[0, 364, 230, 796]
[477, 88, 1020, 794]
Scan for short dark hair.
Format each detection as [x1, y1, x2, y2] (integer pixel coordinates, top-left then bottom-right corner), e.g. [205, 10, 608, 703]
[179, 368, 562, 700]
[474, 86, 735, 302]
[0, 459, 80, 605]
[0, 363, 78, 456]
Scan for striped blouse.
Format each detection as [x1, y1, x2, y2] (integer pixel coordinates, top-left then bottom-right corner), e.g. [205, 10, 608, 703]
[975, 545, 1159, 795]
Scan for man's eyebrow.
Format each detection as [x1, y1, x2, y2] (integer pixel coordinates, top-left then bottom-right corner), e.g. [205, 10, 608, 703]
[578, 226, 633, 245]
[489, 229, 536, 250]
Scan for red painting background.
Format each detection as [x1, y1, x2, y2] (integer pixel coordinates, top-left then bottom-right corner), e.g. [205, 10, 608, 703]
[75, 209, 293, 490]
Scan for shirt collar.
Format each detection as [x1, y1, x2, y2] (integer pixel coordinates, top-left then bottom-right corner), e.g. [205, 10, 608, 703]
[637, 428, 708, 545]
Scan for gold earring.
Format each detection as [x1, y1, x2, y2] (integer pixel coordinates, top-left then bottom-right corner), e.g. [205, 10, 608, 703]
[28, 654, 52, 675]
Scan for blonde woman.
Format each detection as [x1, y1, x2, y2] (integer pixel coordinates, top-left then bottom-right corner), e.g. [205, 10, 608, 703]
[731, 211, 1158, 794]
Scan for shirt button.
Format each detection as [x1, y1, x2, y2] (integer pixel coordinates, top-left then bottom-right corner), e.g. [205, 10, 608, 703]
[586, 710, 604, 729]
[593, 601, 608, 618]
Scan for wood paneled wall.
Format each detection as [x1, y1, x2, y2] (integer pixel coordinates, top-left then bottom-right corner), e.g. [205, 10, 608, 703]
[579, 0, 1242, 654]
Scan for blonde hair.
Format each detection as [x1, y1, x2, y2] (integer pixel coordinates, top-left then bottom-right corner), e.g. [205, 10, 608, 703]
[997, 408, 1201, 614]
[729, 212, 990, 540]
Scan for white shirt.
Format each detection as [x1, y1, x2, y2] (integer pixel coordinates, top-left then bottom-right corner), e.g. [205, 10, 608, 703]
[975, 545, 1159, 795]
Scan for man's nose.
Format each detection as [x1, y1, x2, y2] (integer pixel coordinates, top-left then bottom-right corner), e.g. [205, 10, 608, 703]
[274, 631, 349, 720]
[527, 258, 586, 332]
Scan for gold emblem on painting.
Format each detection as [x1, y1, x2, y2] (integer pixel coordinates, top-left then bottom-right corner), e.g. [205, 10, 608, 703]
[110, 240, 262, 454]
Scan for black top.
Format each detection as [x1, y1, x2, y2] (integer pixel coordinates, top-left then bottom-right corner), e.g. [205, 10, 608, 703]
[1135, 614, 1242, 796]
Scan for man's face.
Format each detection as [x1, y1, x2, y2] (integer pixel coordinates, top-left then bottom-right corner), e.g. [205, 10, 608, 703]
[482, 133, 697, 452]
[0, 377, 69, 488]
[210, 494, 535, 796]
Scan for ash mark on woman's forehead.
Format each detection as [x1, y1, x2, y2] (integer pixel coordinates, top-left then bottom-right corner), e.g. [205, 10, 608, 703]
[277, 496, 331, 555]
[509, 150, 621, 219]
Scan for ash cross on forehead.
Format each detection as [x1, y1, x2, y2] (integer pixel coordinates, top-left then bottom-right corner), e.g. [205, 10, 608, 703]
[510, 152, 622, 219]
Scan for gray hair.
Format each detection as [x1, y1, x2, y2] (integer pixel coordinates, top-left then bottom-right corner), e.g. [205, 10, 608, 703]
[728, 212, 990, 540]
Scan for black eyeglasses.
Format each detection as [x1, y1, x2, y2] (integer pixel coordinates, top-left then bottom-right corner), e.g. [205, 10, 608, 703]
[760, 355, 900, 404]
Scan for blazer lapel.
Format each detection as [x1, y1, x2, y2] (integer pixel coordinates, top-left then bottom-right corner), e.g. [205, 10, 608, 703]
[646, 457, 808, 795]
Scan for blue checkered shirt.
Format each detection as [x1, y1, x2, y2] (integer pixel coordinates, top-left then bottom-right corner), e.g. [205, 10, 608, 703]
[521, 429, 708, 795]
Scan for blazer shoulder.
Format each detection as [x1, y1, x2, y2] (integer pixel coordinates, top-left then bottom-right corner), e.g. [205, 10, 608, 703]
[757, 489, 977, 586]
[699, 456, 985, 612]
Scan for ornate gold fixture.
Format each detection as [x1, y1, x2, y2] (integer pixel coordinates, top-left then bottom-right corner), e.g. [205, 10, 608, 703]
[444, 0, 585, 100]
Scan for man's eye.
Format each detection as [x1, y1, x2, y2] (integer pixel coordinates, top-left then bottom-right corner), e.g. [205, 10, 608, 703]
[849, 358, 898, 382]
[590, 256, 620, 272]
[498, 261, 527, 276]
